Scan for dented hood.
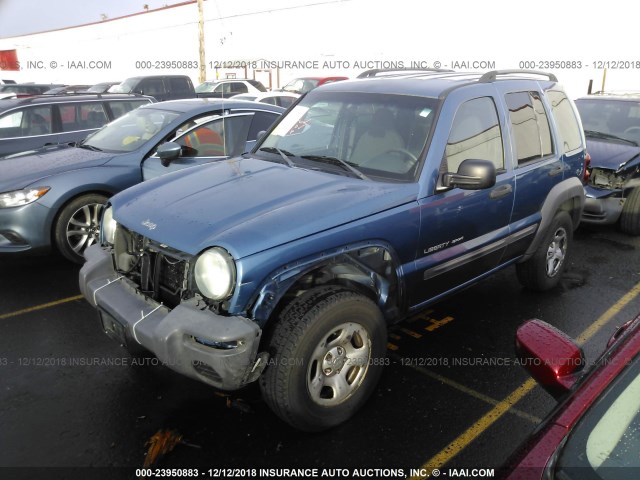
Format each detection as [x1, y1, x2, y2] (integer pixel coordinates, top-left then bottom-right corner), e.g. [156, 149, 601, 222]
[586, 138, 640, 172]
[110, 157, 417, 258]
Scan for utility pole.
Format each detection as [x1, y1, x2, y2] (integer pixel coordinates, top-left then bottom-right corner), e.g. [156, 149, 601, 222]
[198, 0, 206, 83]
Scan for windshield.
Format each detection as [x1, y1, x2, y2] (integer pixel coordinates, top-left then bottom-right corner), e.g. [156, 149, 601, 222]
[108, 79, 136, 94]
[554, 353, 640, 479]
[195, 82, 216, 93]
[282, 78, 319, 94]
[256, 91, 438, 182]
[576, 99, 640, 145]
[82, 107, 180, 153]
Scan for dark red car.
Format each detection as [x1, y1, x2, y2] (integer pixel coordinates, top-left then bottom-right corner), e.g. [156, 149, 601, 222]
[501, 314, 640, 479]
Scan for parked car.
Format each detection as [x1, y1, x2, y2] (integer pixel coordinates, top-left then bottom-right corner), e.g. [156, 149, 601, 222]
[0, 83, 65, 98]
[43, 85, 91, 94]
[0, 94, 154, 158]
[85, 82, 121, 94]
[0, 99, 283, 263]
[575, 94, 640, 235]
[109, 75, 196, 102]
[232, 91, 300, 108]
[0, 80, 16, 84]
[195, 79, 267, 98]
[280, 76, 348, 94]
[80, 70, 588, 431]
[499, 313, 640, 479]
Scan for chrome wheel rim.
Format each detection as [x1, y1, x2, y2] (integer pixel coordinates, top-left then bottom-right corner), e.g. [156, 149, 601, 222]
[307, 322, 372, 406]
[546, 227, 568, 277]
[66, 202, 104, 255]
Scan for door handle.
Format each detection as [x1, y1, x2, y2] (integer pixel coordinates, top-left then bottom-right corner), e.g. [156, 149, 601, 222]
[489, 184, 513, 199]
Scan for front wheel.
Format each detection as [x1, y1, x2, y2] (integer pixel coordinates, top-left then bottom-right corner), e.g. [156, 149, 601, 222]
[619, 187, 640, 235]
[259, 286, 387, 431]
[516, 211, 573, 291]
[54, 193, 108, 263]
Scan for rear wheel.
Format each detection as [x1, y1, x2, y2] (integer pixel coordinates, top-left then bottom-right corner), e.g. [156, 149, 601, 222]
[516, 211, 572, 291]
[620, 187, 640, 235]
[54, 194, 108, 263]
[259, 286, 387, 431]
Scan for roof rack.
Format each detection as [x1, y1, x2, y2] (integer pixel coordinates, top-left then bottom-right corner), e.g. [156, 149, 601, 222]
[479, 70, 558, 83]
[357, 68, 454, 79]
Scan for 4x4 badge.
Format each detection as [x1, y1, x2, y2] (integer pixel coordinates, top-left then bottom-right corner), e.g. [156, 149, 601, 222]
[141, 219, 157, 230]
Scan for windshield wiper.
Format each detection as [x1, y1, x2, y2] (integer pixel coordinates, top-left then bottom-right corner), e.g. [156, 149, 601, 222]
[258, 147, 295, 167]
[584, 130, 639, 146]
[300, 155, 370, 181]
[78, 143, 103, 152]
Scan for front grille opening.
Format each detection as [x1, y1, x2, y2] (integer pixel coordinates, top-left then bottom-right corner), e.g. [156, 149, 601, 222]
[113, 226, 190, 309]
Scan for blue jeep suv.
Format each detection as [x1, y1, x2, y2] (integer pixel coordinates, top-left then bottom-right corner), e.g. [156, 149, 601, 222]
[80, 70, 588, 431]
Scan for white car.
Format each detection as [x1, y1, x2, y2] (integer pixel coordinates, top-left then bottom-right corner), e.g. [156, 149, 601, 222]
[232, 91, 300, 108]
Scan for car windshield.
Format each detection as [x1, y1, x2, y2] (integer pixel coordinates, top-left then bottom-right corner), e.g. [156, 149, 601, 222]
[576, 98, 640, 145]
[81, 107, 180, 153]
[282, 78, 319, 94]
[195, 82, 216, 93]
[256, 90, 438, 182]
[554, 353, 640, 479]
[108, 79, 137, 94]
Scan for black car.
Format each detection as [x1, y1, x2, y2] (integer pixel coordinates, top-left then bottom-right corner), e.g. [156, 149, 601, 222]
[109, 75, 196, 102]
[575, 94, 640, 235]
[0, 94, 154, 157]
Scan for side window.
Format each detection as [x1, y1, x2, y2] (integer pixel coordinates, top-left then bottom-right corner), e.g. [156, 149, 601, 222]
[168, 77, 191, 94]
[0, 109, 24, 138]
[546, 90, 584, 154]
[261, 96, 277, 106]
[176, 115, 253, 157]
[248, 111, 280, 140]
[107, 100, 148, 119]
[20, 106, 53, 136]
[231, 82, 248, 94]
[59, 103, 108, 132]
[444, 97, 504, 174]
[505, 91, 554, 164]
[278, 96, 296, 108]
[140, 79, 165, 96]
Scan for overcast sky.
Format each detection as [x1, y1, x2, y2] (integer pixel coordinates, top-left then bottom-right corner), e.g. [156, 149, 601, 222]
[0, 0, 189, 38]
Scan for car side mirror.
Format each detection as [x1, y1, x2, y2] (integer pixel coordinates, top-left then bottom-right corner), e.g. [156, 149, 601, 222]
[515, 319, 586, 400]
[157, 141, 182, 167]
[442, 159, 496, 190]
[256, 130, 267, 142]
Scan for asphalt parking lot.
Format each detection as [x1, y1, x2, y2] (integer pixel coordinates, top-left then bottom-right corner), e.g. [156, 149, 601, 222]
[1, 225, 639, 479]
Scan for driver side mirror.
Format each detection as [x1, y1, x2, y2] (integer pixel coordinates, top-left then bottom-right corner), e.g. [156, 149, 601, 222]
[442, 159, 496, 190]
[157, 141, 182, 167]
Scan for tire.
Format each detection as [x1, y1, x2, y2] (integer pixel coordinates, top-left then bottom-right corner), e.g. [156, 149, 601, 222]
[259, 286, 387, 431]
[620, 187, 640, 235]
[54, 194, 108, 264]
[516, 211, 573, 291]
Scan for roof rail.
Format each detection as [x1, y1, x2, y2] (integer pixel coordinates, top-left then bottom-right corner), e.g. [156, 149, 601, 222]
[479, 70, 558, 83]
[357, 68, 454, 79]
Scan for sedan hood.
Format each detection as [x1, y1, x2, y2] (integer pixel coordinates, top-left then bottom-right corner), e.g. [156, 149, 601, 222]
[586, 138, 640, 171]
[0, 145, 114, 192]
[111, 158, 417, 258]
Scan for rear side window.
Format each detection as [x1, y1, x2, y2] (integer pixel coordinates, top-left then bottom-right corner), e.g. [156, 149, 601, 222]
[168, 77, 192, 94]
[445, 97, 504, 173]
[546, 90, 584, 154]
[505, 91, 553, 164]
[230, 83, 248, 95]
[59, 103, 108, 132]
[107, 100, 149, 119]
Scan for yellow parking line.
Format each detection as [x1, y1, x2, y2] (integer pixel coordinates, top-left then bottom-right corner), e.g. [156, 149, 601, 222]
[0, 294, 84, 320]
[409, 280, 640, 480]
[396, 358, 541, 424]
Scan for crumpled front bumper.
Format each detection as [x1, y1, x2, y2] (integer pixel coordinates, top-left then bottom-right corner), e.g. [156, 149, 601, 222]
[581, 185, 624, 225]
[79, 244, 263, 391]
